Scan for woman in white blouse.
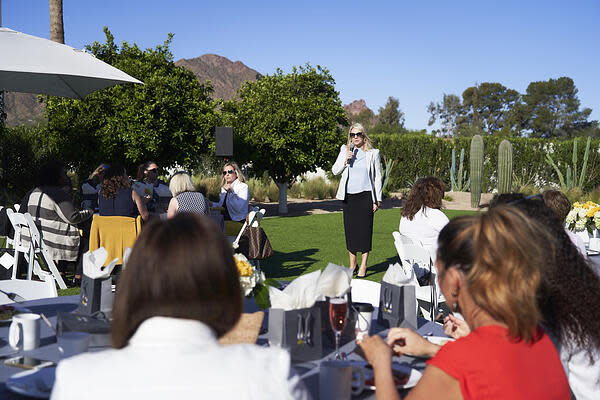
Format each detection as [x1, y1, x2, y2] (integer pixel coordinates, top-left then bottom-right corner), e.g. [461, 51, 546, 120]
[214, 161, 249, 222]
[399, 177, 449, 259]
[332, 123, 382, 278]
[51, 214, 308, 400]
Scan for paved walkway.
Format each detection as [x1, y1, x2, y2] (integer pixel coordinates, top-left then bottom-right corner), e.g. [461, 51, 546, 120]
[251, 196, 403, 217]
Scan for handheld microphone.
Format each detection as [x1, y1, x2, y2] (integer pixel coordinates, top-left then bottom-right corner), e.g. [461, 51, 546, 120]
[349, 143, 355, 166]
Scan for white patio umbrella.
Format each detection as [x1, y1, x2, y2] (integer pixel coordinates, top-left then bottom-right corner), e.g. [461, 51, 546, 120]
[0, 27, 142, 99]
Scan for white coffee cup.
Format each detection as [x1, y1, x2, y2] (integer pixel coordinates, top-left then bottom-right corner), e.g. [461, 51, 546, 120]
[9, 313, 41, 351]
[319, 360, 365, 399]
[57, 331, 91, 359]
[354, 303, 374, 341]
[589, 238, 600, 252]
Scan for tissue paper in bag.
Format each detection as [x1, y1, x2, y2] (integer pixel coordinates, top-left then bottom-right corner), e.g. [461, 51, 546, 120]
[377, 263, 417, 330]
[78, 248, 118, 316]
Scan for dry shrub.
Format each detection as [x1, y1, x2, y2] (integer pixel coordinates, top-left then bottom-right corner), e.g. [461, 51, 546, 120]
[194, 176, 221, 202]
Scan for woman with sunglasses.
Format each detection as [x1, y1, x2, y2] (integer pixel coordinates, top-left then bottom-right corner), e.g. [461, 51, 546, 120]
[213, 161, 249, 223]
[332, 123, 382, 277]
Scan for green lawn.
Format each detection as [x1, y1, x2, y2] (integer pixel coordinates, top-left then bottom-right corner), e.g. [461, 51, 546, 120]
[260, 208, 477, 283]
[3, 208, 476, 296]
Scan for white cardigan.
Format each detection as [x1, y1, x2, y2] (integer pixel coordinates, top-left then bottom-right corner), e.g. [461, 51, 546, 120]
[51, 317, 309, 400]
[214, 178, 250, 222]
[331, 144, 383, 203]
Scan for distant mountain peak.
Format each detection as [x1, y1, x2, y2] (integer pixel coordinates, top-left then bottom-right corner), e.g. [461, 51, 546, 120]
[175, 54, 261, 100]
[344, 99, 372, 115]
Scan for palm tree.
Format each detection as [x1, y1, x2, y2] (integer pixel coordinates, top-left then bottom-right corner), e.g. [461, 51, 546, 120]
[49, 0, 64, 44]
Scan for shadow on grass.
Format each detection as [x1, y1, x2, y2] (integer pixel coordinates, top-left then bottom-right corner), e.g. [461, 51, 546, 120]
[364, 255, 400, 278]
[261, 248, 319, 279]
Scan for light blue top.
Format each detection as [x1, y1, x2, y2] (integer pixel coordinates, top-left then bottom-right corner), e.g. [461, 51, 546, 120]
[347, 148, 372, 194]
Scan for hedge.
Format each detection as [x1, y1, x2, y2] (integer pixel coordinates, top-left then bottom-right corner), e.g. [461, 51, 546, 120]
[371, 134, 600, 193]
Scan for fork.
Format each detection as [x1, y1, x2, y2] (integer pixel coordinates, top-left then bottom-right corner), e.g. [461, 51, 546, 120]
[0, 289, 25, 303]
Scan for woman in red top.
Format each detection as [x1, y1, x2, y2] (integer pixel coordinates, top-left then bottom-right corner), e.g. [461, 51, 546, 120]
[360, 206, 571, 399]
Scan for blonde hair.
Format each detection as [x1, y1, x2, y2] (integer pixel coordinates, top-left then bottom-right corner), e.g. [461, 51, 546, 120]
[437, 206, 554, 342]
[347, 122, 373, 151]
[221, 161, 245, 186]
[169, 171, 195, 197]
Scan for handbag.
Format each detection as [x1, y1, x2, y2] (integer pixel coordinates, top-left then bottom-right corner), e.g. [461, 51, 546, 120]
[239, 218, 274, 260]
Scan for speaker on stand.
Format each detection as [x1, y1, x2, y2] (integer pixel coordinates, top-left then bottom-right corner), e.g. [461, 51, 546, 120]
[215, 127, 233, 160]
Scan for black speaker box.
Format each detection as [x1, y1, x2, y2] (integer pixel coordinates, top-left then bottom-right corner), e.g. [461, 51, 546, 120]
[215, 127, 233, 156]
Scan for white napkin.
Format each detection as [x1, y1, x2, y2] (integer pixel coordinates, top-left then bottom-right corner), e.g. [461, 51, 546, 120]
[83, 247, 119, 279]
[315, 263, 351, 299]
[382, 262, 415, 286]
[269, 270, 322, 311]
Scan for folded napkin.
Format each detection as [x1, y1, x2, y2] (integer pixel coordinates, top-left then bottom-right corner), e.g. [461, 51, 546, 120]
[83, 247, 119, 279]
[268, 263, 352, 311]
[382, 262, 415, 286]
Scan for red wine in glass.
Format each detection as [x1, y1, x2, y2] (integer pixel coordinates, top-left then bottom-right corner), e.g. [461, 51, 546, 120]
[329, 297, 348, 359]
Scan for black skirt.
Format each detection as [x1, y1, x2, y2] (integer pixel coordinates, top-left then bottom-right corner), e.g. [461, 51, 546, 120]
[343, 191, 374, 253]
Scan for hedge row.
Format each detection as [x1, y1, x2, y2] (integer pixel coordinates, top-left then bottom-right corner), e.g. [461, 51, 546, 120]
[371, 134, 600, 193]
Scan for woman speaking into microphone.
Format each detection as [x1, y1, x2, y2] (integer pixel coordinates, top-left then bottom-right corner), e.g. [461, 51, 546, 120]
[332, 123, 382, 278]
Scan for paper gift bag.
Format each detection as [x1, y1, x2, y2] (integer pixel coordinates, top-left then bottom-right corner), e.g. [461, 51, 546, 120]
[377, 281, 417, 330]
[268, 306, 322, 362]
[77, 275, 114, 316]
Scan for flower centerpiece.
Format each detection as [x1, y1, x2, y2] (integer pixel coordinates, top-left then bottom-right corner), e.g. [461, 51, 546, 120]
[566, 201, 600, 243]
[234, 253, 276, 309]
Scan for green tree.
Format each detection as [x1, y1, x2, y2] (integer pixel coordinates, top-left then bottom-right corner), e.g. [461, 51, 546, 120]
[376, 96, 405, 129]
[348, 108, 376, 130]
[523, 77, 595, 138]
[427, 93, 463, 137]
[462, 82, 520, 135]
[231, 64, 347, 213]
[42, 27, 219, 176]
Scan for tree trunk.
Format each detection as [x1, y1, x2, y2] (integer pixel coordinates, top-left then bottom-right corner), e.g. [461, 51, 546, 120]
[276, 182, 288, 214]
[49, 0, 64, 44]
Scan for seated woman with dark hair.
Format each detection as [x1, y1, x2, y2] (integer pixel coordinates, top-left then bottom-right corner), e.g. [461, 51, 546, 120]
[98, 164, 149, 221]
[360, 206, 570, 399]
[399, 177, 449, 258]
[51, 214, 309, 400]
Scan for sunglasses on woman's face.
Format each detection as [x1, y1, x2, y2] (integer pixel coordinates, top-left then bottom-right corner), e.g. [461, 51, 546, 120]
[222, 170, 235, 175]
[350, 132, 364, 138]
[146, 168, 158, 173]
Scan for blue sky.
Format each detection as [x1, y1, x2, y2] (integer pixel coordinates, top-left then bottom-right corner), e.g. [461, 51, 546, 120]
[3, 0, 599, 131]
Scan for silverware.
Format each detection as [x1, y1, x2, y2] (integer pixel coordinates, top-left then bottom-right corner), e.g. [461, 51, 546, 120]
[0, 289, 25, 303]
[40, 313, 57, 335]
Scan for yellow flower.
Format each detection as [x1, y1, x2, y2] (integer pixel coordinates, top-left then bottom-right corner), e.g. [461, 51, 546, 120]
[235, 258, 253, 277]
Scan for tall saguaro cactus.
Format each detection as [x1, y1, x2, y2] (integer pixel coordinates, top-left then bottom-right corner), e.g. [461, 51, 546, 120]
[497, 140, 513, 194]
[470, 135, 484, 208]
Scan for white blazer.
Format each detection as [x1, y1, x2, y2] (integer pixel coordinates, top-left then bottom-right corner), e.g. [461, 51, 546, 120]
[215, 178, 250, 222]
[332, 144, 383, 203]
[51, 317, 309, 400]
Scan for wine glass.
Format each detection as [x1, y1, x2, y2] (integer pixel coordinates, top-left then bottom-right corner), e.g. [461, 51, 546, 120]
[329, 296, 348, 360]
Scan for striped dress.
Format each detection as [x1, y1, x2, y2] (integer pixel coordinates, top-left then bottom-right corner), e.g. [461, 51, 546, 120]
[23, 186, 93, 261]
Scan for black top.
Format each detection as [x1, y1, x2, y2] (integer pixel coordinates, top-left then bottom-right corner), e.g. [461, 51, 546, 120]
[98, 187, 137, 218]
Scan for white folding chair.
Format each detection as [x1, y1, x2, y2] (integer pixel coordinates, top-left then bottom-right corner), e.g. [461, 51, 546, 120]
[23, 213, 67, 289]
[13, 204, 20, 212]
[350, 279, 381, 308]
[0, 278, 58, 305]
[392, 231, 442, 321]
[5, 208, 33, 279]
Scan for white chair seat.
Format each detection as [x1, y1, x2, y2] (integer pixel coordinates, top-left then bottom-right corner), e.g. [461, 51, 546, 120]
[0, 278, 57, 305]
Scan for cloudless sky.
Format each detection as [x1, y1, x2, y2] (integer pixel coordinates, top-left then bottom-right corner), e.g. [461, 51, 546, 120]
[2, 0, 599, 131]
